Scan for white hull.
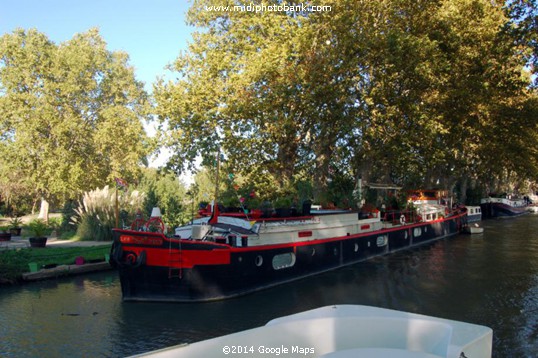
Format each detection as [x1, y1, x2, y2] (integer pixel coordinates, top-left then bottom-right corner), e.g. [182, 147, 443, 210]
[132, 305, 492, 358]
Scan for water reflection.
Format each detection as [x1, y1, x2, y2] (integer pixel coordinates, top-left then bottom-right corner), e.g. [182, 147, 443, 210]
[1, 216, 538, 357]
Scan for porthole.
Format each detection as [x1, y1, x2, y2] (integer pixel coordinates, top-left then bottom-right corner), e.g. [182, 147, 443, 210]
[238, 256, 243, 262]
[272, 253, 296, 270]
[367, 241, 371, 248]
[354, 243, 359, 252]
[413, 228, 422, 237]
[376, 235, 388, 247]
[311, 248, 316, 256]
[255, 255, 263, 267]
[404, 231, 408, 240]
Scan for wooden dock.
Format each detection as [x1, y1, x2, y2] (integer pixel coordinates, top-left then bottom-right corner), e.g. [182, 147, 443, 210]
[22, 261, 112, 281]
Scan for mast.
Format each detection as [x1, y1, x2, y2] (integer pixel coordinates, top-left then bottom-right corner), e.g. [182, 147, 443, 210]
[209, 151, 220, 224]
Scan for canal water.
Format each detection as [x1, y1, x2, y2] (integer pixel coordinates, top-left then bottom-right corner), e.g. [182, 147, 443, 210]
[1, 215, 538, 357]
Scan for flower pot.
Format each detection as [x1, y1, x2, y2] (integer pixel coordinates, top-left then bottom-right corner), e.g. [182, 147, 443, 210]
[9, 227, 22, 236]
[29, 237, 47, 248]
[0, 232, 12, 241]
[275, 208, 291, 217]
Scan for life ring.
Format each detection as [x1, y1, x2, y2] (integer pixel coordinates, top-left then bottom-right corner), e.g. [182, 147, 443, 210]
[122, 250, 146, 268]
[145, 217, 165, 233]
[131, 217, 146, 231]
[400, 214, 406, 225]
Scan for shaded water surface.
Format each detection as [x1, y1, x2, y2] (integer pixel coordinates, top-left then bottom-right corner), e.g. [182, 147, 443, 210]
[1, 215, 538, 357]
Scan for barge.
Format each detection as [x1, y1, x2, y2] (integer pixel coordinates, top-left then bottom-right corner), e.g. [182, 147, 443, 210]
[110, 190, 466, 302]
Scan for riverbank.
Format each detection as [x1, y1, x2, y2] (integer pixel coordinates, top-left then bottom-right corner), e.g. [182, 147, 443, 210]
[0, 238, 112, 284]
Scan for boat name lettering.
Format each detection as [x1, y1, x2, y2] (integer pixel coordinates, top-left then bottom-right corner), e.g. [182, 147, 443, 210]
[298, 231, 313, 238]
[120, 235, 163, 246]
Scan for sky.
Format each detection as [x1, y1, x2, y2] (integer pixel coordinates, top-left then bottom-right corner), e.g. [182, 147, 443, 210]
[0, 0, 193, 91]
[0, 0, 195, 172]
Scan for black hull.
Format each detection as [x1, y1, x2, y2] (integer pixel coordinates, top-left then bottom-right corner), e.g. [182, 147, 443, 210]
[480, 202, 528, 219]
[112, 214, 466, 302]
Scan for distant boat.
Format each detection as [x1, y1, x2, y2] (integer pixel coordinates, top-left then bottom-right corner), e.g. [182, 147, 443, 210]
[110, 189, 467, 302]
[480, 196, 529, 218]
[465, 205, 482, 222]
[463, 223, 484, 234]
[132, 305, 493, 358]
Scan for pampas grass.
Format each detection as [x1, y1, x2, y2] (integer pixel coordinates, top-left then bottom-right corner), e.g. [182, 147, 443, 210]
[72, 186, 145, 241]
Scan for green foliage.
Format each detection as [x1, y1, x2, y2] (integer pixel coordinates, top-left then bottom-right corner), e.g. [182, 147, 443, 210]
[137, 168, 187, 229]
[0, 245, 110, 283]
[8, 217, 22, 229]
[59, 200, 77, 234]
[157, 0, 538, 201]
[72, 186, 145, 241]
[0, 28, 151, 208]
[28, 219, 48, 238]
[0, 249, 31, 283]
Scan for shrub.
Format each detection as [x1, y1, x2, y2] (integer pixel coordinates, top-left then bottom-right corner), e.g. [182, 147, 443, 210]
[28, 219, 48, 237]
[72, 186, 145, 241]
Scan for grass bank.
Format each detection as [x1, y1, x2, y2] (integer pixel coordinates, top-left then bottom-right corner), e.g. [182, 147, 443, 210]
[0, 244, 111, 284]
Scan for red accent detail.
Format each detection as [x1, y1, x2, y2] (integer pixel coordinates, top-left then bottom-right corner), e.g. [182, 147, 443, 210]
[118, 239, 231, 269]
[209, 202, 219, 224]
[145, 217, 165, 233]
[298, 231, 313, 238]
[360, 224, 370, 230]
[120, 235, 163, 246]
[126, 253, 137, 264]
[131, 217, 146, 231]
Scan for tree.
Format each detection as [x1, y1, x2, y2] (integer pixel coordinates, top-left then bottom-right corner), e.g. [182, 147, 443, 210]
[0, 28, 151, 214]
[157, 0, 538, 203]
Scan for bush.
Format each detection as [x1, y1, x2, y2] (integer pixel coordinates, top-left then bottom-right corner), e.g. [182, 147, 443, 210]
[72, 186, 145, 241]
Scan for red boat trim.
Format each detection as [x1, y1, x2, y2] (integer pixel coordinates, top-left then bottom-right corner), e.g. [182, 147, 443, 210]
[360, 224, 370, 230]
[298, 231, 313, 238]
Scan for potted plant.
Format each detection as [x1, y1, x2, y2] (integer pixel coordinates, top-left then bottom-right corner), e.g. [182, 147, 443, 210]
[274, 197, 293, 217]
[9, 217, 23, 236]
[28, 219, 48, 248]
[0, 227, 11, 241]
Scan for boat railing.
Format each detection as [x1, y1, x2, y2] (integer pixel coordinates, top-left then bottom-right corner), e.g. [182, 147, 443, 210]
[382, 210, 418, 225]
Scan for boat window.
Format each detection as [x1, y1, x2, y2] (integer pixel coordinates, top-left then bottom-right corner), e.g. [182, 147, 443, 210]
[427, 214, 432, 221]
[272, 253, 296, 270]
[376, 236, 388, 247]
[414, 228, 422, 237]
[255, 255, 263, 267]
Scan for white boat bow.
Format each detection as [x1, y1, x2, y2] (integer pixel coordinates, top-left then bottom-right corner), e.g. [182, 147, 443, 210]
[131, 305, 492, 358]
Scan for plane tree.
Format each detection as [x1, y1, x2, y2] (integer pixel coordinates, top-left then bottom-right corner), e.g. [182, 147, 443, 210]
[0, 28, 151, 214]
